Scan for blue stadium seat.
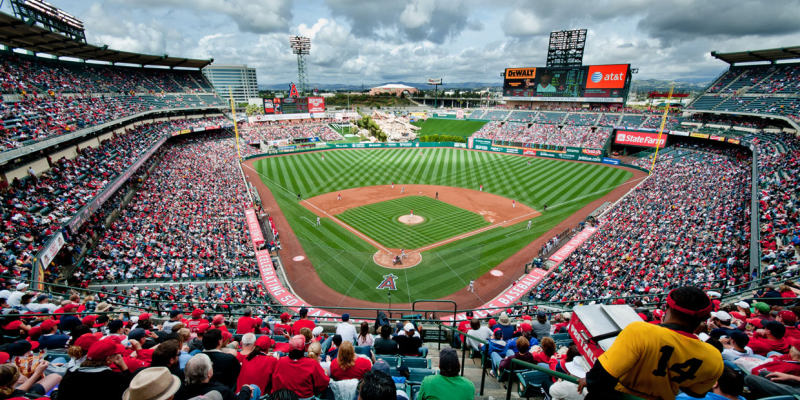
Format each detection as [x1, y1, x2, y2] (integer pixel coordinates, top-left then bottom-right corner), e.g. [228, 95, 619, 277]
[407, 367, 435, 384]
[376, 355, 400, 367]
[400, 356, 430, 369]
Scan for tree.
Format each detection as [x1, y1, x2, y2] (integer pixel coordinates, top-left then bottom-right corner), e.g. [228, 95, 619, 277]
[245, 104, 264, 116]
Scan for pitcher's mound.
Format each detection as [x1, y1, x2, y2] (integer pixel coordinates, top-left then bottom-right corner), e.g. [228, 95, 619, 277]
[398, 214, 424, 225]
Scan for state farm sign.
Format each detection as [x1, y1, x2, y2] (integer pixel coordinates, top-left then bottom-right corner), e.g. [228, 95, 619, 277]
[614, 130, 666, 148]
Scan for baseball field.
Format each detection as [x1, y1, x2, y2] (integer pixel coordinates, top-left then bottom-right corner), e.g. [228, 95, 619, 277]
[245, 148, 638, 306]
[411, 118, 487, 138]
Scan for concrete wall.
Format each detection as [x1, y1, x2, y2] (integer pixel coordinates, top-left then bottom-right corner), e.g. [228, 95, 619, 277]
[4, 158, 50, 182]
[49, 146, 78, 162]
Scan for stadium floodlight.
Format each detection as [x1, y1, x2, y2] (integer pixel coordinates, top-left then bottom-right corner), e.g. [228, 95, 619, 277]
[289, 36, 311, 95]
[10, 0, 86, 42]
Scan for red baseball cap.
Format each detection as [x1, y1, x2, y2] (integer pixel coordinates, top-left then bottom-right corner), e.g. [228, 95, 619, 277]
[2, 320, 22, 331]
[86, 339, 125, 361]
[522, 315, 532, 321]
[196, 323, 210, 334]
[212, 315, 224, 325]
[0, 352, 9, 364]
[82, 315, 97, 325]
[255, 335, 274, 350]
[222, 331, 232, 342]
[780, 310, 798, 325]
[280, 312, 290, 321]
[191, 309, 204, 318]
[74, 333, 100, 351]
[519, 323, 532, 332]
[138, 313, 151, 321]
[39, 319, 57, 332]
[27, 326, 42, 338]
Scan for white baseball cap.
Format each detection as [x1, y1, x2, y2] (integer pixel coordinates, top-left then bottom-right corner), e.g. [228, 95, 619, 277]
[15, 283, 28, 291]
[711, 311, 731, 322]
[404, 323, 415, 332]
[735, 301, 750, 309]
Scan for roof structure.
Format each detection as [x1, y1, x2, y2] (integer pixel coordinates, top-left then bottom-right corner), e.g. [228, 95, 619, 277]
[711, 46, 800, 65]
[0, 12, 212, 69]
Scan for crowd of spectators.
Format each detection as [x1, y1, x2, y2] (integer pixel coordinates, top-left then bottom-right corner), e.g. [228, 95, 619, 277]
[473, 121, 612, 149]
[239, 120, 343, 143]
[0, 53, 223, 149]
[0, 117, 229, 285]
[531, 145, 753, 304]
[75, 132, 256, 283]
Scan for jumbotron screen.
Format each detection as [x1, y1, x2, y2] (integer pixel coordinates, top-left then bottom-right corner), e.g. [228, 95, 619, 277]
[503, 64, 630, 101]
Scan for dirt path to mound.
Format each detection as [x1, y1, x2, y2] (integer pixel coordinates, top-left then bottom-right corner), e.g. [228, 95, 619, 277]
[241, 154, 648, 318]
[301, 184, 539, 268]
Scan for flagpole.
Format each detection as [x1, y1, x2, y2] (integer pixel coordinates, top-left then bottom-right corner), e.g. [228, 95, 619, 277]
[229, 89, 242, 161]
[649, 85, 673, 174]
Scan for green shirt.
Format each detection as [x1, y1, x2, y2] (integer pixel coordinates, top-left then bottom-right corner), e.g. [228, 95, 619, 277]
[418, 374, 475, 400]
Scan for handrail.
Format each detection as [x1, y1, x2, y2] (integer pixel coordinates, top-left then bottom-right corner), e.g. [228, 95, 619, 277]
[439, 323, 490, 396]
[507, 359, 644, 400]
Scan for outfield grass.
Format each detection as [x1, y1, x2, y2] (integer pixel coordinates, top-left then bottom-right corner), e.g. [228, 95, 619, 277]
[253, 148, 632, 303]
[336, 196, 489, 249]
[411, 118, 487, 138]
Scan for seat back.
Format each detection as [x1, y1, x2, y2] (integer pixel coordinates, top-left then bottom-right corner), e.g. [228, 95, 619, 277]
[376, 355, 400, 367]
[400, 356, 429, 369]
[407, 367, 435, 384]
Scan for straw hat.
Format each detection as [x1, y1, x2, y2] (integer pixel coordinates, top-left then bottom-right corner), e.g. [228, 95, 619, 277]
[498, 312, 510, 325]
[122, 367, 181, 400]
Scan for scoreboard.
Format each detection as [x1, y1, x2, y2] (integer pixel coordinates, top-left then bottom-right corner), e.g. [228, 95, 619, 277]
[503, 64, 630, 102]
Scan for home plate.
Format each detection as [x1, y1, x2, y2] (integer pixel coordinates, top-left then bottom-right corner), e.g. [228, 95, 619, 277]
[293, 256, 305, 262]
[490, 269, 503, 277]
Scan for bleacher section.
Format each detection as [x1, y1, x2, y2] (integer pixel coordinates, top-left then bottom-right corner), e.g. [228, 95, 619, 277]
[689, 62, 800, 122]
[0, 53, 223, 149]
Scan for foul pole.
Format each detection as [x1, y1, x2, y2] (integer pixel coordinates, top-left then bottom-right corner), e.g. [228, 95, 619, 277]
[229, 89, 242, 161]
[648, 85, 673, 174]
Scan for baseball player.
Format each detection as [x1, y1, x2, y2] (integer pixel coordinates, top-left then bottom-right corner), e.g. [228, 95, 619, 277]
[577, 286, 723, 399]
[337, 193, 342, 201]
[316, 217, 321, 226]
[479, 184, 483, 192]
[512, 200, 516, 208]
[435, 191, 439, 200]
[527, 220, 532, 230]
[401, 186, 405, 194]
[391, 181, 395, 189]
[468, 280, 475, 293]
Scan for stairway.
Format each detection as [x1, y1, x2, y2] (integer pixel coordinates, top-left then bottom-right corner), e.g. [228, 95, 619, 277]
[426, 345, 531, 399]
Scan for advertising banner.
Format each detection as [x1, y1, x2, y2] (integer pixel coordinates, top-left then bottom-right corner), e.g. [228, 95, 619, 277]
[690, 132, 710, 139]
[245, 209, 265, 246]
[577, 155, 602, 162]
[549, 226, 598, 263]
[727, 138, 741, 145]
[585, 64, 629, 89]
[443, 267, 550, 321]
[670, 130, 690, 137]
[307, 97, 325, 113]
[38, 232, 64, 270]
[602, 157, 621, 165]
[614, 130, 667, 148]
[581, 148, 602, 156]
[709, 135, 725, 141]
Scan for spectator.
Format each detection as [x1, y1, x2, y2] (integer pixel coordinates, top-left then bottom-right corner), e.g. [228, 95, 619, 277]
[373, 325, 398, 355]
[749, 321, 790, 356]
[357, 370, 397, 400]
[291, 308, 314, 336]
[357, 321, 374, 347]
[720, 331, 753, 361]
[237, 335, 276, 394]
[175, 353, 242, 400]
[123, 367, 181, 400]
[676, 366, 745, 400]
[394, 323, 426, 357]
[330, 341, 372, 381]
[497, 336, 536, 376]
[465, 319, 492, 352]
[201, 329, 241, 389]
[59, 339, 134, 400]
[417, 347, 474, 400]
[531, 311, 552, 339]
[336, 314, 358, 344]
[271, 335, 329, 398]
[577, 286, 724, 399]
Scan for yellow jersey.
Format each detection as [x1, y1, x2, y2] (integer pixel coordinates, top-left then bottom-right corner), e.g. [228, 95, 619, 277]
[598, 321, 724, 400]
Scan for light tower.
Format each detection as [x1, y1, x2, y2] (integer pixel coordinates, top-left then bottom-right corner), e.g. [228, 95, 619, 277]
[289, 36, 311, 95]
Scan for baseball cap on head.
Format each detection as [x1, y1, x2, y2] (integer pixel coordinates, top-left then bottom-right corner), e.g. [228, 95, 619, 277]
[341, 313, 350, 321]
[779, 310, 798, 325]
[403, 323, 415, 332]
[87, 339, 125, 361]
[753, 302, 770, 314]
[710, 311, 732, 322]
[734, 301, 750, 309]
[289, 335, 305, 351]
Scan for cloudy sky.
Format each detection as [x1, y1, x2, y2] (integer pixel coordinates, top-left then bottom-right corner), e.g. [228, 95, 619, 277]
[8, 0, 800, 85]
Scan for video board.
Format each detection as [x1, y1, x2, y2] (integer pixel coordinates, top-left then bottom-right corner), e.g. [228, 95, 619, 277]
[503, 64, 630, 101]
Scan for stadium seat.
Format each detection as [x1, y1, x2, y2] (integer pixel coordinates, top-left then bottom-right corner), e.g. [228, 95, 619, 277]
[400, 357, 430, 369]
[517, 370, 553, 399]
[377, 355, 400, 367]
[406, 367, 435, 384]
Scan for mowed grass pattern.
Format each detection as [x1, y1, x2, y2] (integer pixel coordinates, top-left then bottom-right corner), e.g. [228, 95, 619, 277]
[411, 118, 487, 138]
[253, 148, 632, 303]
[336, 196, 489, 249]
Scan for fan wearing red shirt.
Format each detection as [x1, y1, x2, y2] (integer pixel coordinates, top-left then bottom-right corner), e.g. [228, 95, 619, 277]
[330, 341, 372, 381]
[749, 321, 790, 356]
[292, 308, 315, 336]
[235, 309, 263, 334]
[273, 313, 293, 336]
[271, 335, 329, 398]
[237, 335, 277, 393]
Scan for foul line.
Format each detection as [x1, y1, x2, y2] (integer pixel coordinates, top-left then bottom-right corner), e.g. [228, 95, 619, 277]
[302, 199, 392, 254]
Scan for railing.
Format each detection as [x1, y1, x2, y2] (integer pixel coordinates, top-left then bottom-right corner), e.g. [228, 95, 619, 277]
[507, 359, 643, 400]
[439, 324, 490, 396]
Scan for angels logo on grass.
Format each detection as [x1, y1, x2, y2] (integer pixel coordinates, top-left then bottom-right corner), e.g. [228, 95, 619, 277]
[376, 274, 398, 290]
